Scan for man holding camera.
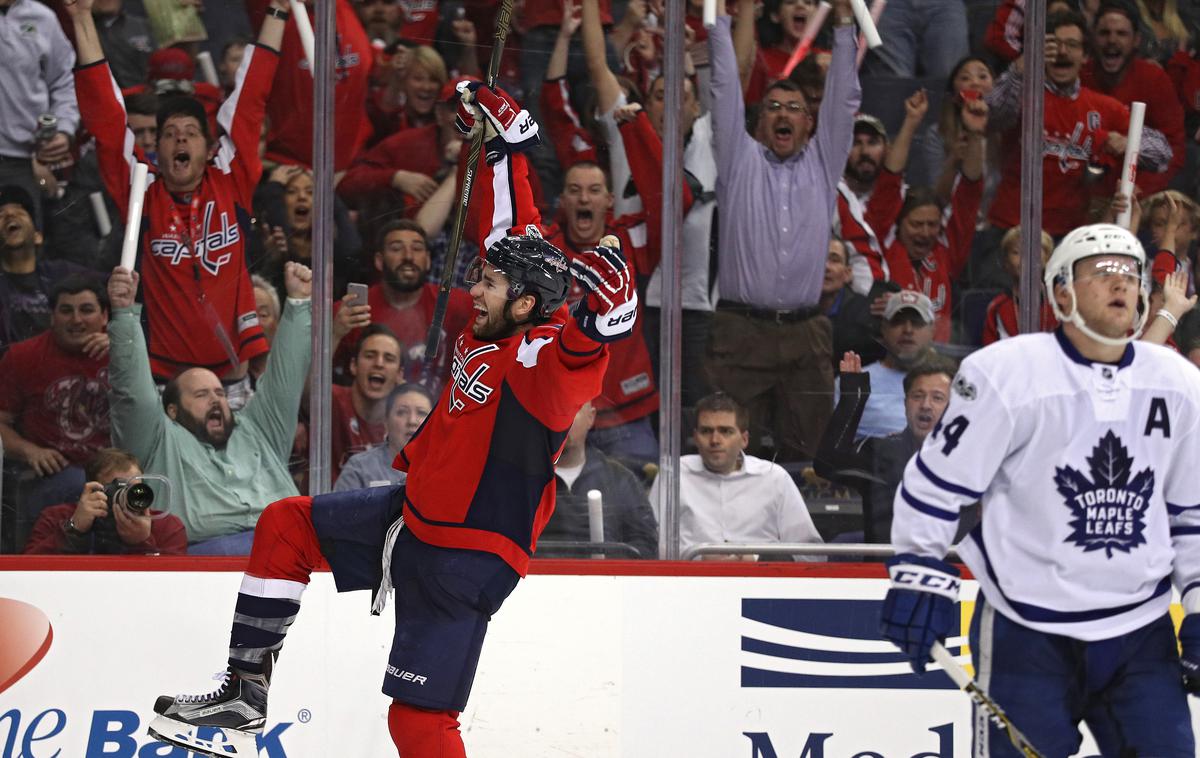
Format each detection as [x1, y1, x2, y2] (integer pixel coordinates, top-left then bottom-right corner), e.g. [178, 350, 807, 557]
[22, 447, 186, 554]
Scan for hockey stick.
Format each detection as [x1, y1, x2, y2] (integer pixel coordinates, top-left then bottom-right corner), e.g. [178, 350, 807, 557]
[422, 0, 515, 368]
[930, 643, 1045, 758]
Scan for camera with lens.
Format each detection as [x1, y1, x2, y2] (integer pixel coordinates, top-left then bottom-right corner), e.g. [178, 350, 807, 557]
[104, 478, 155, 514]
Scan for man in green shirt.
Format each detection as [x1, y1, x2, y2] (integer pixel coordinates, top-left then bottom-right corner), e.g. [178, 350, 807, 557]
[105, 262, 312, 553]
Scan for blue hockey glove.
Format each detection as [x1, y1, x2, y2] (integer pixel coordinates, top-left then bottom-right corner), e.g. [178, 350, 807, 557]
[570, 235, 638, 343]
[880, 553, 961, 674]
[1180, 615, 1200, 695]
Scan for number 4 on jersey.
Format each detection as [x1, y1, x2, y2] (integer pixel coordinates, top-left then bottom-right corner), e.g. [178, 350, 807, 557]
[932, 415, 970, 455]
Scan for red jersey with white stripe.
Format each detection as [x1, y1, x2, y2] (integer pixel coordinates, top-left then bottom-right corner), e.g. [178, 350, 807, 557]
[395, 149, 610, 575]
[989, 85, 1130, 235]
[247, 0, 373, 171]
[1081, 58, 1186, 195]
[837, 169, 904, 280]
[981, 293, 1056, 345]
[546, 220, 658, 429]
[398, 0, 439, 42]
[76, 49, 274, 380]
[984, 0, 1024, 63]
[881, 174, 982, 342]
[475, 108, 668, 429]
[539, 78, 598, 172]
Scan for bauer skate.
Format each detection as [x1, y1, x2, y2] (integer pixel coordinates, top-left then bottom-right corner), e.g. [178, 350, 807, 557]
[147, 657, 271, 758]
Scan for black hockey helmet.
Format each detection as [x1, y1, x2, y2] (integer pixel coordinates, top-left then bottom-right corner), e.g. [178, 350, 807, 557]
[466, 229, 571, 320]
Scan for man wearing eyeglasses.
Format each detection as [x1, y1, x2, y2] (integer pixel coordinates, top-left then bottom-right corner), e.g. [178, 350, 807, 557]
[987, 9, 1173, 236]
[706, 0, 860, 461]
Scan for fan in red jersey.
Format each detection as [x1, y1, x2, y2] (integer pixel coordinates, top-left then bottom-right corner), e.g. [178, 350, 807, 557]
[987, 10, 1174, 236]
[70, 0, 286, 386]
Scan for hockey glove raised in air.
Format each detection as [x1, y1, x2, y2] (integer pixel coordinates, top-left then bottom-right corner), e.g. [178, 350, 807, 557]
[456, 81, 540, 164]
[571, 235, 638, 343]
[880, 553, 961, 674]
[1179, 615, 1200, 694]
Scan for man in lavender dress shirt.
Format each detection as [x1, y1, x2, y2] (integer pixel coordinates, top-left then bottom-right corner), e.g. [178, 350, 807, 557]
[706, 0, 861, 460]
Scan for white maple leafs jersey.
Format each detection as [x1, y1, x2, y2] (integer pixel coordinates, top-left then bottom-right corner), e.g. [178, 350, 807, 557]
[892, 330, 1200, 640]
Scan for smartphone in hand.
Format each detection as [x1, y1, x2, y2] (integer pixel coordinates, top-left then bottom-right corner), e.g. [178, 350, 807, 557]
[346, 282, 369, 305]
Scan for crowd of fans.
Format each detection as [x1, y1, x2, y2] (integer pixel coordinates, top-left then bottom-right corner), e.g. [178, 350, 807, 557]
[3, 0, 1200, 558]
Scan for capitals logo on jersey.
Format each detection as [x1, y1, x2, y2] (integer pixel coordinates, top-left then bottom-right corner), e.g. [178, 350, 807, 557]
[1054, 431, 1154, 558]
[448, 341, 500, 413]
[148, 201, 240, 275]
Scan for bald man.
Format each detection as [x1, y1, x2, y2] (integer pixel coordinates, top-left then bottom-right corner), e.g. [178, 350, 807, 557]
[105, 262, 313, 554]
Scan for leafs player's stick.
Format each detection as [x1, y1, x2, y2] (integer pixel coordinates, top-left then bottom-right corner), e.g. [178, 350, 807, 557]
[931, 643, 1045, 758]
[422, 0, 515, 366]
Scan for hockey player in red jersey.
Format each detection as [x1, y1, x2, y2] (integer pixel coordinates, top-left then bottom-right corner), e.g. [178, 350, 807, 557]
[146, 84, 637, 758]
[68, 0, 279, 383]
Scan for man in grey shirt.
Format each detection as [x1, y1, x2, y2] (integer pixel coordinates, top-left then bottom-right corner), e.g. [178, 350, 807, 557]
[707, 0, 860, 460]
[0, 0, 79, 225]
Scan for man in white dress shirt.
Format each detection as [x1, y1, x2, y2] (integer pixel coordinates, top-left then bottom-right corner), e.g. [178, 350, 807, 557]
[652, 392, 824, 560]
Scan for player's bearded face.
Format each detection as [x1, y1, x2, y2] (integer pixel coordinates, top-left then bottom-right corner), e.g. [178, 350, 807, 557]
[157, 115, 209, 192]
[469, 266, 526, 340]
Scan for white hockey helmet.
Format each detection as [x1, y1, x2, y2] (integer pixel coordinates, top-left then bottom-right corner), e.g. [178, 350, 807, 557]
[1042, 223, 1149, 347]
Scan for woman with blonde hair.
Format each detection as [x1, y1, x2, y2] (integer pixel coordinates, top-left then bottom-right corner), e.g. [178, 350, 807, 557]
[1136, 0, 1193, 62]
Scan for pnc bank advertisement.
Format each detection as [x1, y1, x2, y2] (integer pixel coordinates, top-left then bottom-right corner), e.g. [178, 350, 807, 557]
[1, 569, 1196, 757]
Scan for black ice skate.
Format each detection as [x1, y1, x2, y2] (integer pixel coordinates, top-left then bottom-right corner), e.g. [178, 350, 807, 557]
[147, 657, 271, 758]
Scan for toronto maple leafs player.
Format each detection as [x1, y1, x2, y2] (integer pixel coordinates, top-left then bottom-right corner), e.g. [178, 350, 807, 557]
[880, 223, 1200, 756]
[145, 86, 637, 757]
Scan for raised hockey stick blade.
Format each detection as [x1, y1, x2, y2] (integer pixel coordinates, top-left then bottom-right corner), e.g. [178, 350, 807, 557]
[421, 0, 516, 368]
[930, 643, 1045, 758]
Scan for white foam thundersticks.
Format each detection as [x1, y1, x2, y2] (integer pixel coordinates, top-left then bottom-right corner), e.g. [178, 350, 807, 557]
[289, 0, 316, 74]
[588, 489, 605, 560]
[850, 0, 883, 48]
[855, 0, 886, 68]
[1116, 101, 1145, 230]
[196, 51, 219, 85]
[119, 162, 149, 271]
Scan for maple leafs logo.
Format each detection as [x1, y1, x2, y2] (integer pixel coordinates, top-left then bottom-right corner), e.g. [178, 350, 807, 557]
[1054, 431, 1154, 558]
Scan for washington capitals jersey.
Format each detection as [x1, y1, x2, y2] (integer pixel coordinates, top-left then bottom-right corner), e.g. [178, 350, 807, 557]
[76, 45, 276, 379]
[395, 321, 608, 575]
[893, 330, 1200, 640]
[395, 148, 611, 575]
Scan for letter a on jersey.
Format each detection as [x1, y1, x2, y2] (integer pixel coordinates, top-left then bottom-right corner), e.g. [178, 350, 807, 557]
[1144, 397, 1171, 438]
[1054, 431, 1155, 558]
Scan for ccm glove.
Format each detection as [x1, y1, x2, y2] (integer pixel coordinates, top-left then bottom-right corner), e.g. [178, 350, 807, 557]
[570, 235, 638, 343]
[880, 553, 961, 674]
[1180, 615, 1200, 694]
[456, 81, 540, 164]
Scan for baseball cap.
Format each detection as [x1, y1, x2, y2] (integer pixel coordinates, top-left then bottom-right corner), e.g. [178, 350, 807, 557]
[0, 185, 36, 221]
[854, 113, 888, 140]
[148, 48, 195, 82]
[883, 290, 935, 323]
